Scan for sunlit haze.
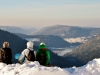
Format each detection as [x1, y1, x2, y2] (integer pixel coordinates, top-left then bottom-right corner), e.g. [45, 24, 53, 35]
[0, 0, 100, 29]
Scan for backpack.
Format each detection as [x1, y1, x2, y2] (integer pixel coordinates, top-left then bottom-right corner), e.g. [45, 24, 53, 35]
[26, 49, 35, 61]
[37, 49, 48, 65]
[0, 48, 7, 62]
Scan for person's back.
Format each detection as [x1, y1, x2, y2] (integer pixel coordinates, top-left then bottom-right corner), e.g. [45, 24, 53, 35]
[0, 42, 12, 64]
[36, 43, 50, 66]
[18, 41, 35, 64]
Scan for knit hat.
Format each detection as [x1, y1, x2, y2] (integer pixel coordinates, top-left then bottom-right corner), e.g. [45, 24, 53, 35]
[39, 43, 46, 49]
[27, 41, 34, 48]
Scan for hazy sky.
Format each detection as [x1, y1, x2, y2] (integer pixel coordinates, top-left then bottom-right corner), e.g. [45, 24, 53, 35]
[0, 0, 100, 29]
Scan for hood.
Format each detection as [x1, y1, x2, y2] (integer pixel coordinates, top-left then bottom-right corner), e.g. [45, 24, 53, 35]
[39, 43, 46, 49]
[27, 41, 34, 48]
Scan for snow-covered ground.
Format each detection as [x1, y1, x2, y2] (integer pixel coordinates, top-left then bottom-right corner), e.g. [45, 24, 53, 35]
[0, 58, 100, 75]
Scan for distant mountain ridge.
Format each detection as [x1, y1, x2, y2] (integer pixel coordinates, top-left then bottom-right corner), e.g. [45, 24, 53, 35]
[32, 25, 100, 38]
[0, 26, 37, 34]
[64, 35, 100, 65]
[16, 34, 73, 48]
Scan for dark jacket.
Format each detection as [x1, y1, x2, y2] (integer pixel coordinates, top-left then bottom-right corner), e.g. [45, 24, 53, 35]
[0, 48, 12, 64]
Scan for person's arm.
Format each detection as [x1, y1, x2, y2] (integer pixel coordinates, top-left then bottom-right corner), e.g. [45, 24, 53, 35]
[46, 50, 50, 65]
[18, 50, 26, 64]
[9, 49, 12, 63]
[36, 50, 39, 61]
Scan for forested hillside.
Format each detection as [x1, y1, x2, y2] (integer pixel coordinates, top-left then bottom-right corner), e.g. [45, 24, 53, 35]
[64, 35, 100, 65]
[24, 35, 71, 48]
[32, 25, 100, 38]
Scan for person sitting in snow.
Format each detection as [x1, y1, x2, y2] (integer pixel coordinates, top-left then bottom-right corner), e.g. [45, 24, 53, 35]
[0, 42, 12, 64]
[18, 41, 35, 64]
[36, 42, 50, 66]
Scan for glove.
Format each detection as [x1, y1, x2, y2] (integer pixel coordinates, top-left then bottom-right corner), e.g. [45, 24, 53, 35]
[19, 60, 23, 64]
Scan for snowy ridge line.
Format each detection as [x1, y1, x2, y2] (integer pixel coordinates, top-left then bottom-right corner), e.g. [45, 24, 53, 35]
[0, 58, 100, 75]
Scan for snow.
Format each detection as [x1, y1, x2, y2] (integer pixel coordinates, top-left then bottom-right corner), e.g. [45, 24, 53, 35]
[64, 37, 89, 43]
[0, 58, 100, 75]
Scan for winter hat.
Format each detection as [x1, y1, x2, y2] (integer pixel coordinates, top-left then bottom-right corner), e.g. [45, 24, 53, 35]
[3, 42, 9, 48]
[39, 42, 46, 49]
[27, 41, 34, 48]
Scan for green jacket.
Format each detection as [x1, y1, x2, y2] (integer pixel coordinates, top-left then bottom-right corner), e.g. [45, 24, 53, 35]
[36, 43, 50, 66]
[36, 49, 50, 66]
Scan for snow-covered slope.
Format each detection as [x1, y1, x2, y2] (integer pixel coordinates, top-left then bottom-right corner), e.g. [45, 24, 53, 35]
[0, 58, 100, 75]
[64, 37, 90, 43]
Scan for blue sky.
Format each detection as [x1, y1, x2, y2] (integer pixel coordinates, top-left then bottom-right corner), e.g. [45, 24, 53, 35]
[0, 0, 100, 29]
